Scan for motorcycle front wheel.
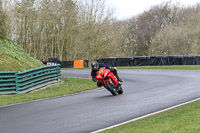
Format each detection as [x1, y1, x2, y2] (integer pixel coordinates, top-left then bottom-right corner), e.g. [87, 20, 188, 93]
[117, 86, 123, 94]
[105, 80, 117, 96]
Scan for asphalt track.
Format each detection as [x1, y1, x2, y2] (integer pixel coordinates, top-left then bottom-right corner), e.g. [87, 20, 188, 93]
[1, 69, 200, 133]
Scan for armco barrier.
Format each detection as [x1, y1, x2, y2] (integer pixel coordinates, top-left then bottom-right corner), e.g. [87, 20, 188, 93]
[0, 65, 61, 95]
[0, 72, 16, 95]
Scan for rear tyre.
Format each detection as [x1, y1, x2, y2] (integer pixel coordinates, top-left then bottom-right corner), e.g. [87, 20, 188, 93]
[105, 80, 117, 96]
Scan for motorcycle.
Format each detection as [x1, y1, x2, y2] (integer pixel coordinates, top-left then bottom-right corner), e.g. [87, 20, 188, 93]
[96, 67, 123, 96]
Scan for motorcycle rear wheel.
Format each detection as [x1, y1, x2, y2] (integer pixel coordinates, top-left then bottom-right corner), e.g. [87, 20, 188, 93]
[105, 80, 117, 96]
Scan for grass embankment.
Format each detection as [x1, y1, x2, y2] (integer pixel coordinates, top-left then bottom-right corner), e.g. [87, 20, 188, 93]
[101, 99, 200, 133]
[0, 35, 43, 72]
[0, 77, 96, 106]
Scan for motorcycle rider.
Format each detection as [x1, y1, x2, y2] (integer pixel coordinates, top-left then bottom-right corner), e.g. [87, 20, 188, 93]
[91, 61, 123, 87]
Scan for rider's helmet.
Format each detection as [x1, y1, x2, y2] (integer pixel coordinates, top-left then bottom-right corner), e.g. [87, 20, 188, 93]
[91, 61, 99, 71]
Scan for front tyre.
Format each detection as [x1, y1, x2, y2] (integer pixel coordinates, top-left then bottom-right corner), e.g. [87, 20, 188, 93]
[105, 80, 117, 96]
[117, 86, 123, 94]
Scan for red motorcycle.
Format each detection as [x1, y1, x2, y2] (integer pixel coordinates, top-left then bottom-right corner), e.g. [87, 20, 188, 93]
[96, 67, 123, 96]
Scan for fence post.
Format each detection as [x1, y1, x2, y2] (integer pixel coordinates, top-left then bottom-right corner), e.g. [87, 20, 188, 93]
[15, 72, 19, 94]
[57, 64, 61, 82]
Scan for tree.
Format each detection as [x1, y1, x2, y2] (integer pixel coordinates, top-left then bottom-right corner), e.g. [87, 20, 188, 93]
[151, 12, 200, 56]
[125, 1, 182, 56]
[0, 0, 7, 36]
[76, 0, 116, 61]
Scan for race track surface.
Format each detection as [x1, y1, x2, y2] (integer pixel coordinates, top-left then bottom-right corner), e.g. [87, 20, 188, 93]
[1, 69, 200, 133]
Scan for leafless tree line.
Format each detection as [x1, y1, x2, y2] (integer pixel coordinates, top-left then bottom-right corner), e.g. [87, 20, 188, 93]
[1, 0, 200, 61]
[124, 1, 200, 56]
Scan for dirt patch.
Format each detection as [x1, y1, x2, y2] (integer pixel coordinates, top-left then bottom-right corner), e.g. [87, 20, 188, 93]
[30, 80, 63, 93]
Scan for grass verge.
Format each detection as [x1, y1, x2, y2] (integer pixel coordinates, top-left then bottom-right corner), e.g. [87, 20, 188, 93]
[101, 99, 200, 133]
[117, 65, 200, 70]
[0, 77, 96, 106]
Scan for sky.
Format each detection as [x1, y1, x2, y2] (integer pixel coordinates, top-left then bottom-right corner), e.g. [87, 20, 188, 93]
[108, 0, 200, 20]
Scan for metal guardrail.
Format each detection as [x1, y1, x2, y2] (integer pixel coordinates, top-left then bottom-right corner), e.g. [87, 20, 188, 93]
[0, 72, 16, 95]
[0, 65, 61, 95]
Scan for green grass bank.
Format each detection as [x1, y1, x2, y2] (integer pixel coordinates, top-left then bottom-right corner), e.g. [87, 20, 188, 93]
[0, 35, 43, 72]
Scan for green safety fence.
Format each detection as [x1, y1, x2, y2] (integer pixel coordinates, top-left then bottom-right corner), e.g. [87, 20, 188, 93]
[0, 72, 16, 95]
[0, 65, 61, 95]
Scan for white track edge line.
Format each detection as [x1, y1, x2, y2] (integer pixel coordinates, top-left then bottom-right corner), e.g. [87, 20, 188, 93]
[92, 97, 200, 133]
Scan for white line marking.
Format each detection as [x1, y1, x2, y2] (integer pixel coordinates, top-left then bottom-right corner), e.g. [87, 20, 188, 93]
[92, 97, 200, 133]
